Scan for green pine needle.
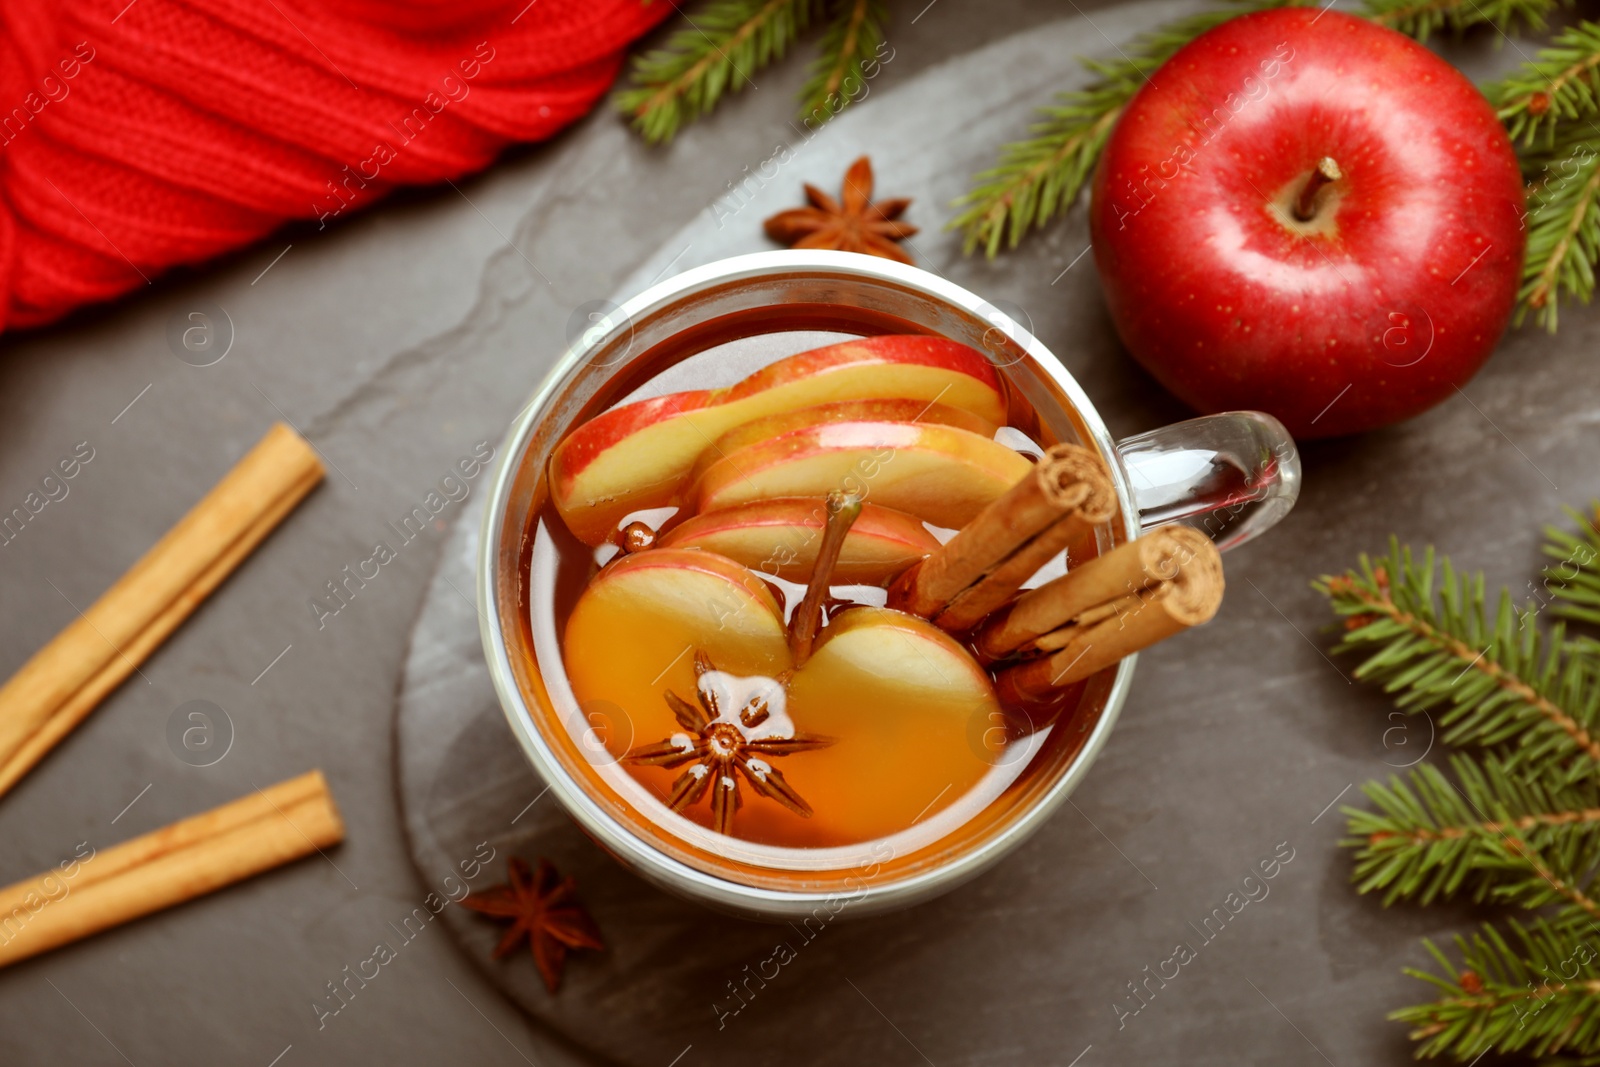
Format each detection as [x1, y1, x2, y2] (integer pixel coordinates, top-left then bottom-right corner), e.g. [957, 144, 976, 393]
[1544, 503, 1600, 628]
[1392, 919, 1600, 1060]
[1364, 0, 1558, 42]
[797, 0, 888, 127]
[948, 0, 1306, 258]
[1317, 540, 1600, 786]
[1486, 21, 1600, 330]
[1517, 130, 1600, 331]
[1324, 518, 1600, 1061]
[616, 0, 822, 145]
[1344, 754, 1600, 906]
[1493, 19, 1600, 147]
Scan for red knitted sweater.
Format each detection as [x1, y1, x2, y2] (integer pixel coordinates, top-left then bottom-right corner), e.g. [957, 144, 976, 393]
[0, 0, 669, 331]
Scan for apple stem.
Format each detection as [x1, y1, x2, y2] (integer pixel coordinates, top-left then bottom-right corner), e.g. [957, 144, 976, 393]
[790, 490, 863, 667]
[1293, 157, 1342, 222]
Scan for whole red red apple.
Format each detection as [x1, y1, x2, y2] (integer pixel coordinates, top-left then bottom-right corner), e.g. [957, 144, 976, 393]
[1088, 8, 1525, 438]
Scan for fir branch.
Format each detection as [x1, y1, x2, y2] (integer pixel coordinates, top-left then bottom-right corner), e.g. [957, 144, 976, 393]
[1363, 0, 1558, 42]
[1330, 521, 1600, 1061]
[1480, 830, 1600, 922]
[1545, 504, 1600, 628]
[1393, 919, 1600, 1061]
[947, 97, 1121, 258]
[616, 0, 821, 145]
[1324, 518, 1600, 1062]
[1485, 21, 1600, 329]
[1345, 754, 1600, 906]
[949, 0, 1304, 257]
[1493, 20, 1600, 147]
[1317, 541, 1600, 785]
[797, 0, 887, 126]
[1518, 134, 1600, 331]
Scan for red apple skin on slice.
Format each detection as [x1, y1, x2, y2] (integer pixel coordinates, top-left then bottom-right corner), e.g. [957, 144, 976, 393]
[705, 398, 999, 463]
[688, 421, 1034, 531]
[656, 499, 940, 585]
[688, 398, 1001, 488]
[549, 335, 1006, 545]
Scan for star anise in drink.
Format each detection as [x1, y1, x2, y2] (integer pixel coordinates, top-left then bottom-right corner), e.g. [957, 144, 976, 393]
[763, 155, 918, 264]
[624, 651, 833, 835]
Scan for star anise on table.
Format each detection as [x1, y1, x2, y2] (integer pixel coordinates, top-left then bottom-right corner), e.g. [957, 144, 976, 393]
[458, 857, 603, 993]
[624, 650, 834, 835]
[763, 155, 918, 264]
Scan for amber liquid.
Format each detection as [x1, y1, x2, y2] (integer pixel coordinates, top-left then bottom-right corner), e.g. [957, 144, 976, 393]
[524, 304, 1104, 874]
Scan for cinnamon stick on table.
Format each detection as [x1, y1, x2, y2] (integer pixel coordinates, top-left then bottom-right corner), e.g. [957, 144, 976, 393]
[977, 525, 1224, 705]
[0, 423, 323, 797]
[0, 770, 344, 969]
[888, 443, 1116, 632]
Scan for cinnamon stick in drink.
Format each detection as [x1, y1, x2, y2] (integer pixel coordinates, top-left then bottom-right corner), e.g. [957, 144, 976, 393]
[0, 771, 344, 969]
[0, 424, 323, 797]
[888, 443, 1115, 631]
[981, 526, 1223, 704]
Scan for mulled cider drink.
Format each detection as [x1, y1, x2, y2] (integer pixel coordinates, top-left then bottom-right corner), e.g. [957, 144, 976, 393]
[517, 298, 1219, 889]
[479, 253, 1287, 916]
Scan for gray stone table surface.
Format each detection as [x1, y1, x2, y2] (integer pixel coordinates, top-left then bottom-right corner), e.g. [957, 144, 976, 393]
[0, 1, 1584, 1065]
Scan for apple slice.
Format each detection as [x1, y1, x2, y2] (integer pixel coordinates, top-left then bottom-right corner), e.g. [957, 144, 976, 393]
[562, 549, 791, 764]
[688, 421, 1034, 530]
[797, 606, 999, 706]
[656, 499, 939, 585]
[705, 398, 999, 462]
[550, 336, 1005, 545]
[562, 547, 1008, 843]
[782, 606, 1003, 840]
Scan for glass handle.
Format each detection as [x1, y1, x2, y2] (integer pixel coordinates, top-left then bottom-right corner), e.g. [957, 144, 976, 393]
[1113, 411, 1300, 552]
